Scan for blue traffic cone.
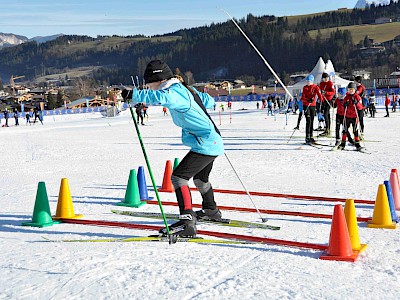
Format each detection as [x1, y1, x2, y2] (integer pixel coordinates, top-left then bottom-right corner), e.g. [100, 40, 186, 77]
[137, 166, 153, 200]
[384, 180, 399, 223]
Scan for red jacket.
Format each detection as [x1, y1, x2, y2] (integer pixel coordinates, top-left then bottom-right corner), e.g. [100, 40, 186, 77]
[319, 81, 335, 101]
[343, 93, 363, 118]
[385, 96, 391, 106]
[301, 84, 323, 107]
[334, 97, 345, 116]
[356, 83, 366, 98]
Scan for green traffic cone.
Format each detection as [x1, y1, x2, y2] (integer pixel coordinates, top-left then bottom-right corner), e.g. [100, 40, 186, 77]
[22, 182, 60, 228]
[117, 169, 146, 208]
[173, 157, 180, 170]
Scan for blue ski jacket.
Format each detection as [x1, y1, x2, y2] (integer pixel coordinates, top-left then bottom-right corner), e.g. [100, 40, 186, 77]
[132, 80, 224, 156]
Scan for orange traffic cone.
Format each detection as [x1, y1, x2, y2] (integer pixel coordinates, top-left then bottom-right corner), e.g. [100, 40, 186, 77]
[158, 160, 174, 193]
[53, 178, 83, 219]
[390, 169, 400, 210]
[344, 199, 367, 253]
[368, 184, 397, 229]
[320, 204, 359, 262]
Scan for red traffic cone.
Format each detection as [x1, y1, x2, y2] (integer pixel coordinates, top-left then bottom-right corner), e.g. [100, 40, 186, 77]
[320, 204, 359, 262]
[158, 160, 174, 193]
[390, 169, 400, 210]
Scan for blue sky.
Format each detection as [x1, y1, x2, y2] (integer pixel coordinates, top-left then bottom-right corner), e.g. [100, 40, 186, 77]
[1, 0, 358, 38]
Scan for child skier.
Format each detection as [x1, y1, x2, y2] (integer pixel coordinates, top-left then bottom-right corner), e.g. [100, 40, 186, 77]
[337, 82, 363, 151]
[128, 60, 224, 237]
[318, 72, 335, 136]
[300, 74, 323, 144]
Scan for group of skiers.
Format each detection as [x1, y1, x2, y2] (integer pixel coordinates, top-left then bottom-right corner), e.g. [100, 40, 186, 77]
[294, 73, 374, 151]
[1, 107, 43, 127]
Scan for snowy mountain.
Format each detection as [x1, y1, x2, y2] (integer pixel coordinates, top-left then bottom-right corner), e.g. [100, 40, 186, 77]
[0, 32, 63, 48]
[0, 32, 28, 48]
[355, 0, 398, 8]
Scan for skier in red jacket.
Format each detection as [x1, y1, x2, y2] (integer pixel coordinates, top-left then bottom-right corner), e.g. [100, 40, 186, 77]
[318, 72, 335, 137]
[337, 82, 364, 151]
[384, 93, 391, 117]
[300, 74, 323, 144]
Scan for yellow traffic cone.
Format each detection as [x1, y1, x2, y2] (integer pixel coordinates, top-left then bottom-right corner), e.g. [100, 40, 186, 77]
[53, 178, 83, 219]
[367, 184, 397, 229]
[344, 199, 367, 253]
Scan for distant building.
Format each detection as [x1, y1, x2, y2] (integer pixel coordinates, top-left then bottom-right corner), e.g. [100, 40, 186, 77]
[353, 70, 371, 80]
[359, 46, 385, 57]
[375, 17, 392, 24]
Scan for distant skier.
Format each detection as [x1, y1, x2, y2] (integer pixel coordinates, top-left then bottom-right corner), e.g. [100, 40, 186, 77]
[334, 87, 354, 147]
[267, 98, 273, 116]
[384, 93, 390, 117]
[13, 109, 19, 126]
[368, 91, 376, 118]
[25, 111, 31, 125]
[3, 109, 9, 127]
[33, 107, 43, 125]
[300, 74, 323, 144]
[134, 102, 144, 125]
[337, 82, 363, 151]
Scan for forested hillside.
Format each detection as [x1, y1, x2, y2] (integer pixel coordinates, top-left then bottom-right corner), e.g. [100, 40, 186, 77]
[0, 1, 399, 85]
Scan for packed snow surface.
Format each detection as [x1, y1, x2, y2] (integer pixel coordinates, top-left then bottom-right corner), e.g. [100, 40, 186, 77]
[1, 103, 399, 299]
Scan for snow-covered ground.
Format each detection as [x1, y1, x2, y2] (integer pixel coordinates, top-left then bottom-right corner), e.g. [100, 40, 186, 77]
[1, 103, 399, 299]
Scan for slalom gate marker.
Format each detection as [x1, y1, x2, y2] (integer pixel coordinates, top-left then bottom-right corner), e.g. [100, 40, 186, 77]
[367, 184, 397, 229]
[158, 160, 174, 193]
[320, 204, 359, 262]
[59, 218, 327, 251]
[390, 169, 400, 210]
[53, 178, 83, 220]
[173, 158, 180, 170]
[384, 180, 399, 223]
[117, 169, 146, 208]
[188, 187, 375, 205]
[144, 200, 371, 222]
[344, 199, 367, 253]
[22, 182, 60, 228]
[137, 166, 154, 201]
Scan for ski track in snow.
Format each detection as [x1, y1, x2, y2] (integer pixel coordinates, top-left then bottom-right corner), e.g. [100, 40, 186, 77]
[1, 104, 400, 299]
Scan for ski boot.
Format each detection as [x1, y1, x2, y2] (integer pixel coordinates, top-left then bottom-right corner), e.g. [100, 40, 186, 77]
[318, 129, 330, 137]
[334, 139, 341, 147]
[355, 142, 363, 151]
[305, 137, 311, 144]
[293, 126, 299, 130]
[159, 212, 197, 237]
[195, 208, 222, 222]
[337, 141, 346, 150]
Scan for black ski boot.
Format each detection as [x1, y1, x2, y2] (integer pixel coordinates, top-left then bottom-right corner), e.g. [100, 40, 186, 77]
[305, 137, 311, 144]
[159, 212, 197, 237]
[337, 141, 346, 150]
[355, 142, 363, 151]
[195, 208, 222, 221]
[335, 139, 341, 147]
[293, 126, 299, 130]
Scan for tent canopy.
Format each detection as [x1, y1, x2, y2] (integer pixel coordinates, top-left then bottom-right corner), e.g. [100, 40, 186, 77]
[288, 57, 351, 97]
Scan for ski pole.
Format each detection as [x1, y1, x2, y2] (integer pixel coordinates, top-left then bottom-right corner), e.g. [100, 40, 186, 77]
[353, 103, 367, 149]
[128, 82, 172, 241]
[224, 152, 268, 223]
[287, 103, 311, 144]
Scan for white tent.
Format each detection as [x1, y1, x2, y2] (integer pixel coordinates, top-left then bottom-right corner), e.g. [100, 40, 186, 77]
[287, 57, 351, 97]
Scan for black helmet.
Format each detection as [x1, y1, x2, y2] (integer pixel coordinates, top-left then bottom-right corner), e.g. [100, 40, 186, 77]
[354, 75, 362, 83]
[322, 72, 329, 79]
[347, 82, 356, 89]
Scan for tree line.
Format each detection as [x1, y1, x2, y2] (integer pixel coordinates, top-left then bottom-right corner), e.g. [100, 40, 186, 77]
[0, 1, 399, 86]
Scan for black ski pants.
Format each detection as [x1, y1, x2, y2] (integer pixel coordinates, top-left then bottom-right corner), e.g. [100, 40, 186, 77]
[304, 105, 316, 138]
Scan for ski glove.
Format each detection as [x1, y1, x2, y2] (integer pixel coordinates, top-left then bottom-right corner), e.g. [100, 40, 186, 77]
[307, 99, 313, 103]
[121, 89, 133, 101]
[343, 102, 349, 108]
[352, 99, 358, 105]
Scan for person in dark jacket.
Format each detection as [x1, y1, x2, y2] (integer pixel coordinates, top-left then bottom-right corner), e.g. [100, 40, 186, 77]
[4, 109, 9, 127]
[13, 109, 19, 126]
[134, 103, 144, 125]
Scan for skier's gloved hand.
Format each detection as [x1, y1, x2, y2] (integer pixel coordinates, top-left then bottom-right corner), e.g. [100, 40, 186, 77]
[343, 102, 349, 108]
[307, 99, 313, 103]
[121, 89, 133, 101]
[352, 99, 358, 105]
